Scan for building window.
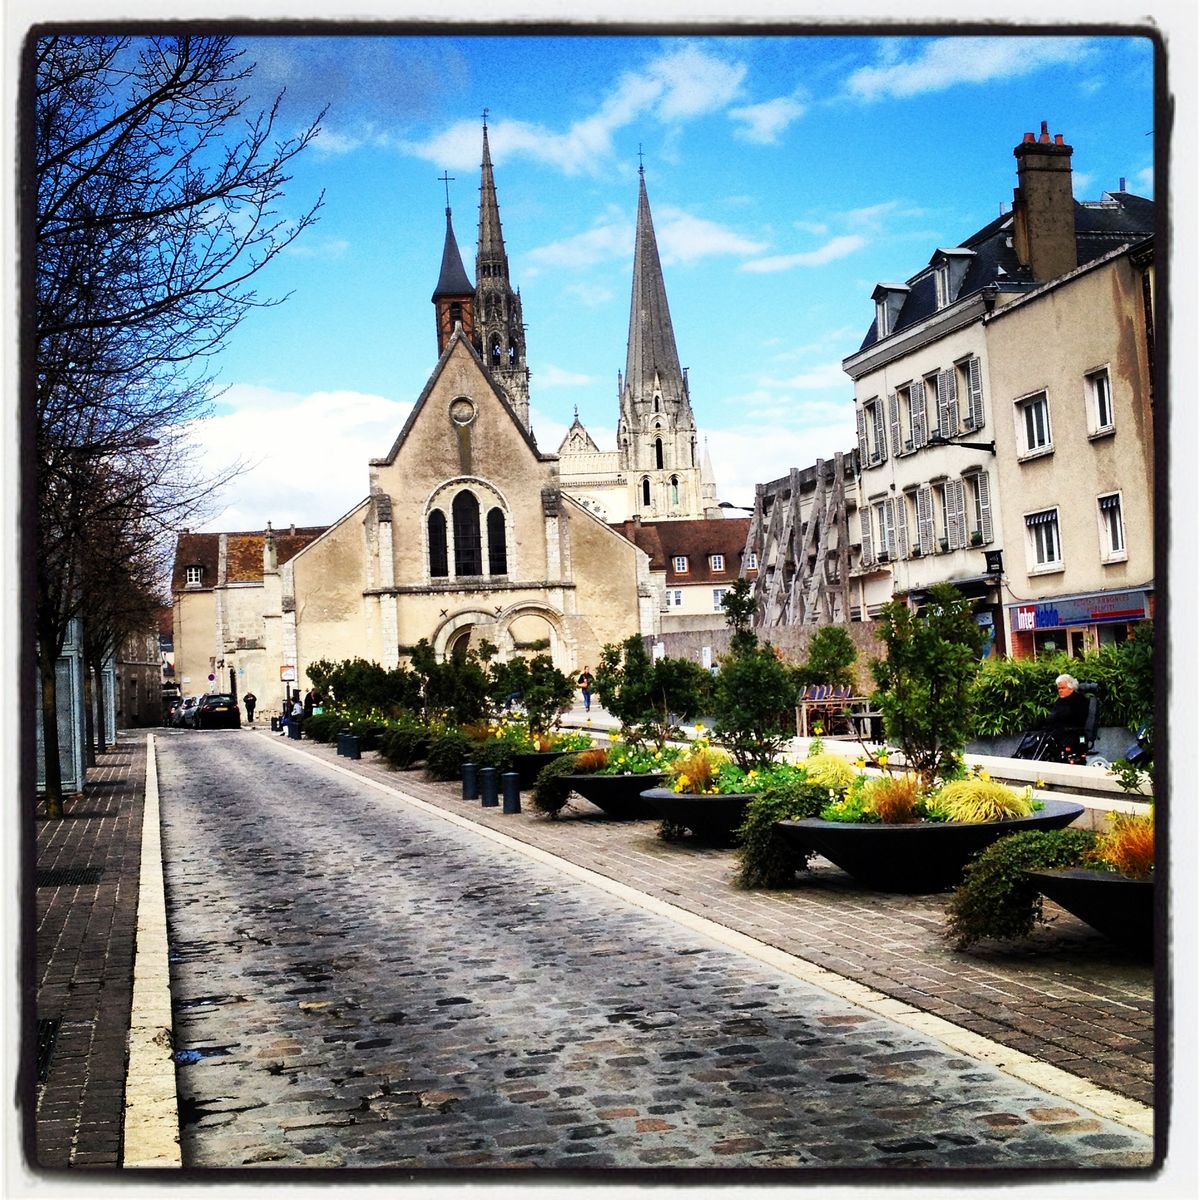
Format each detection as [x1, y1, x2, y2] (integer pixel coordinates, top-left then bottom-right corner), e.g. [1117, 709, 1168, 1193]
[1017, 392, 1052, 456]
[642, 477, 651, 507]
[452, 490, 482, 576]
[934, 263, 951, 309]
[1026, 508, 1062, 571]
[1098, 493, 1126, 561]
[664, 589, 683, 608]
[858, 399, 888, 466]
[428, 511, 448, 577]
[487, 507, 508, 575]
[1087, 368, 1115, 435]
[958, 356, 986, 431]
[709, 554, 725, 572]
[712, 588, 729, 611]
[965, 471, 994, 544]
[184, 565, 204, 586]
[673, 556, 689, 573]
[655, 438, 664, 470]
[747, 552, 759, 570]
[670, 475, 680, 506]
[875, 299, 889, 339]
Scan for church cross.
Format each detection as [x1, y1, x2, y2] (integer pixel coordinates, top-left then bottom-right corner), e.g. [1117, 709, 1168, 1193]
[438, 170, 455, 207]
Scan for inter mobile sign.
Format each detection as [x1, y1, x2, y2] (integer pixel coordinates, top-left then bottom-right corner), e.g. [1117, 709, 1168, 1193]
[1010, 589, 1149, 632]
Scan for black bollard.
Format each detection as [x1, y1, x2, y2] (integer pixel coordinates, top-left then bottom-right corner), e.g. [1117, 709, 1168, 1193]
[462, 762, 479, 801]
[479, 767, 499, 808]
[335, 731, 345, 756]
[501, 772, 521, 814]
[345, 734, 361, 760]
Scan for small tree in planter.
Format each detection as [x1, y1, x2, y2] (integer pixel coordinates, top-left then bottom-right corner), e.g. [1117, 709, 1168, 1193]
[796, 625, 859, 690]
[871, 582, 984, 788]
[488, 654, 576, 742]
[594, 634, 712, 748]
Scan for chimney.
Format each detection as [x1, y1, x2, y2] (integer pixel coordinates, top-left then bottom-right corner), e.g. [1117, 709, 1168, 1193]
[263, 521, 277, 574]
[1010, 121, 1077, 283]
[1119, 176, 1126, 192]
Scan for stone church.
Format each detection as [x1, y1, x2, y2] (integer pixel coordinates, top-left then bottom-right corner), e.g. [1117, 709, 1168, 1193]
[172, 125, 734, 704]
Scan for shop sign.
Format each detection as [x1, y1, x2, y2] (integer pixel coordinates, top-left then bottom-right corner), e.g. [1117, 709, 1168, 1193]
[1011, 590, 1148, 631]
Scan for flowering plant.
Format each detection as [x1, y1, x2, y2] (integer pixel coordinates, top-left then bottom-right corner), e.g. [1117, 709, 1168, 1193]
[596, 740, 680, 776]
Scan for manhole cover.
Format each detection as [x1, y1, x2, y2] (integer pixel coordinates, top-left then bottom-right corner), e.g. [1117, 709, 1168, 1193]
[36, 868, 104, 887]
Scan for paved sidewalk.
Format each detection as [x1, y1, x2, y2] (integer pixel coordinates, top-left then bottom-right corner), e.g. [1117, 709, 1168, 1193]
[270, 731, 1157, 1114]
[32, 734, 147, 1169]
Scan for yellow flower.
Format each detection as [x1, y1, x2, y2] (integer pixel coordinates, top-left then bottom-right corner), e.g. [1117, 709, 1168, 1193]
[1035, 778, 1046, 788]
[747, 769, 757, 779]
[878, 754, 889, 765]
[855, 758, 866, 769]
[979, 770, 991, 781]
[695, 723, 705, 732]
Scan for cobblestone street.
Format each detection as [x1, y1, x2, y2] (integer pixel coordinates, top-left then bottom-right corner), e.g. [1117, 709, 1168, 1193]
[154, 732, 1154, 1172]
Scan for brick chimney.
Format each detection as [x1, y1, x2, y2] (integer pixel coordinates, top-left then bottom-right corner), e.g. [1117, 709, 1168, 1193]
[1011, 121, 1077, 283]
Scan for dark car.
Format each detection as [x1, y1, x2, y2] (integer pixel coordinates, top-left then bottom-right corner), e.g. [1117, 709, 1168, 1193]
[175, 696, 200, 728]
[194, 693, 241, 730]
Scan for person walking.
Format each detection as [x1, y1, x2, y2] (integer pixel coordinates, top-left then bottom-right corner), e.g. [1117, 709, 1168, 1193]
[577, 666, 594, 713]
[243, 691, 257, 724]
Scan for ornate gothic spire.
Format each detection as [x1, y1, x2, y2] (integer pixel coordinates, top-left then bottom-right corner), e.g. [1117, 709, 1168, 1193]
[475, 120, 531, 429]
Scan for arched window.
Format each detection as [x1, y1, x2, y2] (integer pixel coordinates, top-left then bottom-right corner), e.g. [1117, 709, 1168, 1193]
[642, 477, 652, 507]
[487, 507, 508, 575]
[428, 510, 448, 577]
[490, 335, 502, 365]
[452, 491, 482, 576]
[449, 301, 463, 328]
[655, 438, 664, 470]
[670, 476, 680, 506]
[654, 397, 660, 413]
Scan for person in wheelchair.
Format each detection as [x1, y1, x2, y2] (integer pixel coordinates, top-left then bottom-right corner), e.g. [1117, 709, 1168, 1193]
[1013, 673, 1095, 763]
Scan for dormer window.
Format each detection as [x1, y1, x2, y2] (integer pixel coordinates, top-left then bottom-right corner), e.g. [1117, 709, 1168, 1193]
[184, 565, 204, 587]
[871, 283, 910, 341]
[934, 264, 951, 309]
[930, 248, 975, 311]
[709, 554, 725, 572]
[875, 298, 889, 339]
[673, 556, 689, 573]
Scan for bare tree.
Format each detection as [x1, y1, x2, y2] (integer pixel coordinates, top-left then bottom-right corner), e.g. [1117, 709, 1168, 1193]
[32, 34, 323, 812]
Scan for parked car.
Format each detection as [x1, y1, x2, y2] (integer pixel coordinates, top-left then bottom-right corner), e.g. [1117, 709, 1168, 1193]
[194, 692, 241, 730]
[175, 696, 200, 728]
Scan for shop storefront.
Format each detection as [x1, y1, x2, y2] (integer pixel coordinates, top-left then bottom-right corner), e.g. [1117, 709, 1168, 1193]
[1005, 586, 1153, 659]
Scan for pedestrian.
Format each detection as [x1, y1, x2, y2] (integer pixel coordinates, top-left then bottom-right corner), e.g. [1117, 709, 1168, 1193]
[577, 666, 594, 713]
[290, 693, 304, 736]
[243, 691, 257, 724]
[303, 688, 315, 721]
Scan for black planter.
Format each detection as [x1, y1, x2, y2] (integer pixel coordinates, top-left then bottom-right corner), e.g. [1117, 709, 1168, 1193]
[562, 773, 666, 819]
[775, 798, 1085, 893]
[638, 788, 753, 847]
[512, 750, 571, 790]
[1025, 868, 1154, 956]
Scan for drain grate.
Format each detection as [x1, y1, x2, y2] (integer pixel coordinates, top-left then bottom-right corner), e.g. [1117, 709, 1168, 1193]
[36, 867, 105, 887]
[36, 1018, 61, 1083]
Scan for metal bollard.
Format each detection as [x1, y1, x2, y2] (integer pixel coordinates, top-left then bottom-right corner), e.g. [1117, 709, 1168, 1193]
[345, 734, 361, 760]
[335, 731, 345, 755]
[479, 766, 499, 808]
[462, 762, 479, 801]
[501, 772, 521, 814]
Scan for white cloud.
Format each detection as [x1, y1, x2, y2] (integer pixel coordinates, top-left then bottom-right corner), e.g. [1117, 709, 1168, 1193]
[847, 36, 1095, 101]
[656, 208, 768, 264]
[537, 365, 596, 388]
[525, 218, 630, 273]
[758, 360, 854, 391]
[648, 44, 747, 120]
[563, 282, 615, 308]
[185, 385, 412, 530]
[729, 94, 806, 144]
[742, 234, 866, 273]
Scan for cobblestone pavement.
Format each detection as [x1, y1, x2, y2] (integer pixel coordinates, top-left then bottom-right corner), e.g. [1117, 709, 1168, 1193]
[33, 736, 146, 1168]
[155, 732, 1154, 1171]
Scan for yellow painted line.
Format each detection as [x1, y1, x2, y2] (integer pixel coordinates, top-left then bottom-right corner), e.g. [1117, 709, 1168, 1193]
[122, 733, 182, 1167]
[275, 737, 1154, 1141]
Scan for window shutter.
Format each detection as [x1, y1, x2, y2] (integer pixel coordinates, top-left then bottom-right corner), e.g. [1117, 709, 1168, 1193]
[977, 471, 993, 543]
[883, 499, 897, 559]
[856, 406, 868, 462]
[917, 486, 936, 555]
[966, 357, 984, 430]
[947, 479, 967, 549]
[910, 380, 928, 446]
[895, 493, 909, 558]
[859, 506, 874, 565]
[874, 404, 888, 462]
[888, 393, 902, 458]
[938, 369, 959, 438]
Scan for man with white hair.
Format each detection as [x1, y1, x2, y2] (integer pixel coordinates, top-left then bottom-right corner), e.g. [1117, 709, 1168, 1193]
[1044, 673, 1091, 733]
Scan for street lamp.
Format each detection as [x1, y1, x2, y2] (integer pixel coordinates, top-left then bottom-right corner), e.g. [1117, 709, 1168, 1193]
[927, 433, 996, 455]
[72, 435, 161, 457]
[718, 501, 755, 512]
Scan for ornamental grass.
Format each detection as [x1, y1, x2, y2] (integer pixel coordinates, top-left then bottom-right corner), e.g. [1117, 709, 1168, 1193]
[1089, 808, 1154, 879]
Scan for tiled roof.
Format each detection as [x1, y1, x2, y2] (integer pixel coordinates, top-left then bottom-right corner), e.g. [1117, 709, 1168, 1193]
[171, 527, 327, 592]
[611, 517, 752, 584]
[855, 192, 1154, 354]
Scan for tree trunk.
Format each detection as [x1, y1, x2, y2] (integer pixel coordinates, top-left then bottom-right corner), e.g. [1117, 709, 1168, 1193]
[82, 665, 97, 767]
[39, 655, 64, 818]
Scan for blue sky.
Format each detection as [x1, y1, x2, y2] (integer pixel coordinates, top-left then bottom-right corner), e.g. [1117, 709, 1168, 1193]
[167, 30, 1158, 531]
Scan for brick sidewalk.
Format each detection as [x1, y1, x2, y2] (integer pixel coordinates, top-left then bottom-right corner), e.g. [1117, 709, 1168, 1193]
[32, 734, 147, 1169]
[274, 733, 1156, 1110]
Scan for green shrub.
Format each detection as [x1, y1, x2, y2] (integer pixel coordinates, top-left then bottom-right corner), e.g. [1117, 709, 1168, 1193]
[735, 777, 830, 889]
[473, 737, 518, 773]
[796, 625, 858, 690]
[301, 711, 344, 743]
[530, 753, 582, 817]
[945, 828, 1097, 949]
[425, 729, 475, 781]
[379, 724, 430, 770]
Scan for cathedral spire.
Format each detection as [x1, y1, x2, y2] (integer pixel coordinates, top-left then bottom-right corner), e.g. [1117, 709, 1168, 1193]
[475, 120, 531, 429]
[622, 167, 688, 417]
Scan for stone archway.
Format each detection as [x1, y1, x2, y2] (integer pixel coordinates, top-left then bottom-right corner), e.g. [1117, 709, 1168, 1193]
[495, 602, 572, 671]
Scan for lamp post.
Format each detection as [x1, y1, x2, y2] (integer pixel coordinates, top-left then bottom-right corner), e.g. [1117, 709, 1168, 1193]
[718, 501, 755, 512]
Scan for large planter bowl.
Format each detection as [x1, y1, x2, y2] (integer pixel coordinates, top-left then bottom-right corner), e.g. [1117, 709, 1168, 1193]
[639, 788, 754, 847]
[775, 798, 1086, 893]
[562, 773, 666, 819]
[1025, 868, 1154, 957]
[512, 750, 571, 790]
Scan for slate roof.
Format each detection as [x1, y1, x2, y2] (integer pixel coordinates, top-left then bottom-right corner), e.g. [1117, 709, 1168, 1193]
[611, 517, 753, 585]
[432, 207, 474, 300]
[171, 527, 327, 592]
[854, 192, 1155, 354]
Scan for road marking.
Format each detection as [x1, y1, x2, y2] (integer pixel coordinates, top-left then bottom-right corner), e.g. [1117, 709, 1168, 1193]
[274, 736, 1154, 1141]
[123, 733, 182, 1167]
